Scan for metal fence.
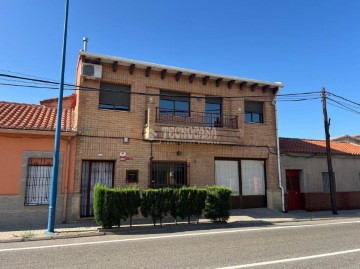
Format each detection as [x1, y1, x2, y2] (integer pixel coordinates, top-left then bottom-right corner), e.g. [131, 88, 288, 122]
[149, 161, 189, 188]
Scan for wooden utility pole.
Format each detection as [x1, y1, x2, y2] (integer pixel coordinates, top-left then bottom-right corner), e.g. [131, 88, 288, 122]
[321, 87, 338, 215]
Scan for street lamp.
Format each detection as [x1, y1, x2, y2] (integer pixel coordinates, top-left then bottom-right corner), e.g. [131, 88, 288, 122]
[47, 0, 69, 233]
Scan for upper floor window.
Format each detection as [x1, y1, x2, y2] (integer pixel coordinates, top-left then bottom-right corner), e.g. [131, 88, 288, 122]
[206, 97, 222, 127]
[245, 101, 263, 123]
[99, 83, 130, 111]
[159, 91, 190, 117]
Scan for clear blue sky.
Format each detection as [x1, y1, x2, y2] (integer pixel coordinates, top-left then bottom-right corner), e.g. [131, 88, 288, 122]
[1, 0, 359, 139]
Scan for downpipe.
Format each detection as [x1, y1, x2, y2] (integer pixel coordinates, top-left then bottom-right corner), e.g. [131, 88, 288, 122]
[273, 97, 286, 212]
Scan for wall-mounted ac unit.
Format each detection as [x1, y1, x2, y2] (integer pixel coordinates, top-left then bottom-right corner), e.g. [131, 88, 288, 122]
[81, 63, 102, 79]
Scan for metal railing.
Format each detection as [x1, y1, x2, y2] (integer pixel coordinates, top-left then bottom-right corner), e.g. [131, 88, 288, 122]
[24, 158, 53, 205]
[155, 107, 238, 129]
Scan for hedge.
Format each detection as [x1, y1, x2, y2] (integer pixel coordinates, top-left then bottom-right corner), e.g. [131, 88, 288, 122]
[204, 186, 232, 222]
[93, 184, 141, 228]
[93, 185, 231, 228]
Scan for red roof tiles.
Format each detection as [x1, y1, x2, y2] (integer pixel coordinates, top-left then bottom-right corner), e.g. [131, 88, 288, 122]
[280, 137, 360, 156]
[0, 101, 74, 132]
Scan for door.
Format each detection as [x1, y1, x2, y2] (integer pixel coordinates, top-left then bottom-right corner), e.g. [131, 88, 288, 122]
[80, 161, 114, 217]
[286, 170, 303, 211]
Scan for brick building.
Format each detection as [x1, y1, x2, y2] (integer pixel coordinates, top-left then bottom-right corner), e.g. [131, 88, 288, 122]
[71, 51, 284, 219]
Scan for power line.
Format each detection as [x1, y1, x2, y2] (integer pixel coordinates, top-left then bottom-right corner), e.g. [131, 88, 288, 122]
[328, 91, 360, 107]
[327, 97, 360, 115]
[0, 73, 322, 102]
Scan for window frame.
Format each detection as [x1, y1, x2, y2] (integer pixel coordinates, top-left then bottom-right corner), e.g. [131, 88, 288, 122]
[99, 83, 131, 111]
[245, 101, 264, 124]
[159, 90, 190, 117]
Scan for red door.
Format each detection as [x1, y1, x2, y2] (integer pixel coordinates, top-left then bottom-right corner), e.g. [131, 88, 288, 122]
[286, 170, 303, 211]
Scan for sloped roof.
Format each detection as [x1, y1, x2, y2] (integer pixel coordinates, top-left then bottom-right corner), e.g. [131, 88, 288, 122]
[280, 137, 360, 156]
[0, 101, 74, 132]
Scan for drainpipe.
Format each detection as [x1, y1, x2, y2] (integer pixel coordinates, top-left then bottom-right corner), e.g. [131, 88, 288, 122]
[62, 136, 72, 223]
[273, 96, 286, 212]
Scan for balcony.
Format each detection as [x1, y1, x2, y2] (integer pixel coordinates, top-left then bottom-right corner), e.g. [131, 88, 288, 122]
[155, 108, 238, 129]
[144, 107, 241, 144]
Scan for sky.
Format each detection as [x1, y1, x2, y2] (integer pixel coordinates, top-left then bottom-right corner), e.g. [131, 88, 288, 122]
[0, 0, 359, 139]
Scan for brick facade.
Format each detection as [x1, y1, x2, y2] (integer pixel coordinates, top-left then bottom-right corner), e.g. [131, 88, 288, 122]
[72, 52, 283, 220]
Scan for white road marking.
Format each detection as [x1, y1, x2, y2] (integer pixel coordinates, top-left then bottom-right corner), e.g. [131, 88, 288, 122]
[0, 220, 359, 253]
[216, 248, 360, 268]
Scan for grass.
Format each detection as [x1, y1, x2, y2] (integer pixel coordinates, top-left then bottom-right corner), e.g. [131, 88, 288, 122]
[19, 231, 36, 240]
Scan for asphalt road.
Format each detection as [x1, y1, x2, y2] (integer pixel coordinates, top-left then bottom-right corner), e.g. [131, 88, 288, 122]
[0, 220, 359, 269]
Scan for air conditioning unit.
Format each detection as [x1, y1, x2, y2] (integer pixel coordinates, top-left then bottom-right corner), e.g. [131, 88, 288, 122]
[81, 63, 102, 79]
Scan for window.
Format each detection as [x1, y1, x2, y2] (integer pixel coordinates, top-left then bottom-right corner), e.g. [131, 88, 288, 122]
[126, 170, 139, 183]
[322, 172, 335, 193]
[159, 91, 190, 117]
[99, 83, 130, 111]
[150, 161, 188, 187]
[25, 158, 53, 205]
[206, 97, 222, 127]
[241, 160, 265, 196]
[215, 160, 239, 196]
[245, 101, 263, 123]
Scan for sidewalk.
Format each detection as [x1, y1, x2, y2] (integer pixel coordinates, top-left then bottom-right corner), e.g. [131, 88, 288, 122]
[1, 208, 359, 243]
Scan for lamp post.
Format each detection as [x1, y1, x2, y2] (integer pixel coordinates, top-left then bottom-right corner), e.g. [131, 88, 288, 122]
[47, 0, 69, 233]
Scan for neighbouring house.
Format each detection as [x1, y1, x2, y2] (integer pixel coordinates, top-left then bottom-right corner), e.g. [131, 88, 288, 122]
[280, 137, 360, 211]
[332, 134, 360, 145]
[0, 97, 76, 227]
[71, 51, 284, 219]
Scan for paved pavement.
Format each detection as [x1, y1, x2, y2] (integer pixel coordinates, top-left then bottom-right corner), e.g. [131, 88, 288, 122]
[0, 208, 359, 243]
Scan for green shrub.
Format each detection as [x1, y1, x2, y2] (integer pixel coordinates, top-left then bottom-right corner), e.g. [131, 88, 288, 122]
[94, 185, 141, 228]
[168, 188, 180, 224]
[204, 186, 232, 222]
[93, 184, 115, 228]
[141, 189, 169, 226]
[178, 187, 198, 224]
[194, 188, 207, 223]
[124, 187, 141, 227]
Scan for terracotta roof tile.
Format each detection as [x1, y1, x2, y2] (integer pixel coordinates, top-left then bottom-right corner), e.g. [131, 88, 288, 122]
[280, 137, 360, 156]
[0, 101, 75, 132]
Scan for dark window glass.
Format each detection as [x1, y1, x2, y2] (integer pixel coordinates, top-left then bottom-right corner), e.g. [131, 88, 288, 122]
[159, 91, 190, 116]
[150, 161, 188, 187]
[206, 97, 222, 127]
[99, 83, 130, 111]
[245, 101, 263, 123]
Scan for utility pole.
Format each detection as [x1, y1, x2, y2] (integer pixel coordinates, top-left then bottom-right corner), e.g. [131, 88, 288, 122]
[47, 0, 69, 233]
[321, 87, 338, 215]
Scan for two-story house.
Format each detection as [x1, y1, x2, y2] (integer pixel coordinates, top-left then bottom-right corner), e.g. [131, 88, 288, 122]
[71, 51, 284, 220]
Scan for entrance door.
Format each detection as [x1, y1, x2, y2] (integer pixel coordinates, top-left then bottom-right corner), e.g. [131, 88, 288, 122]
[286, 170, 303, 211]
[80, 161, 114, 217]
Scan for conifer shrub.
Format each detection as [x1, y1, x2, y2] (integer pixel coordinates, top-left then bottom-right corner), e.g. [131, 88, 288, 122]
[204, 186, 232, 222]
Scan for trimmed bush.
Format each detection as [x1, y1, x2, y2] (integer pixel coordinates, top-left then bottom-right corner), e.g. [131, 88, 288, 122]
[93, 184, 107, 228]
[124, 187, 141, 227]
[204, 186, 232, 222]
[168, 188, 180, 224]
[93, 184, 141, 228]
[141, 189, 169, 226]
[194, 188, 207, 223]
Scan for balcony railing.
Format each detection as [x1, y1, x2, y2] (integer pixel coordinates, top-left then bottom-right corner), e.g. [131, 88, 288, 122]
[155, 107, 238, 129]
